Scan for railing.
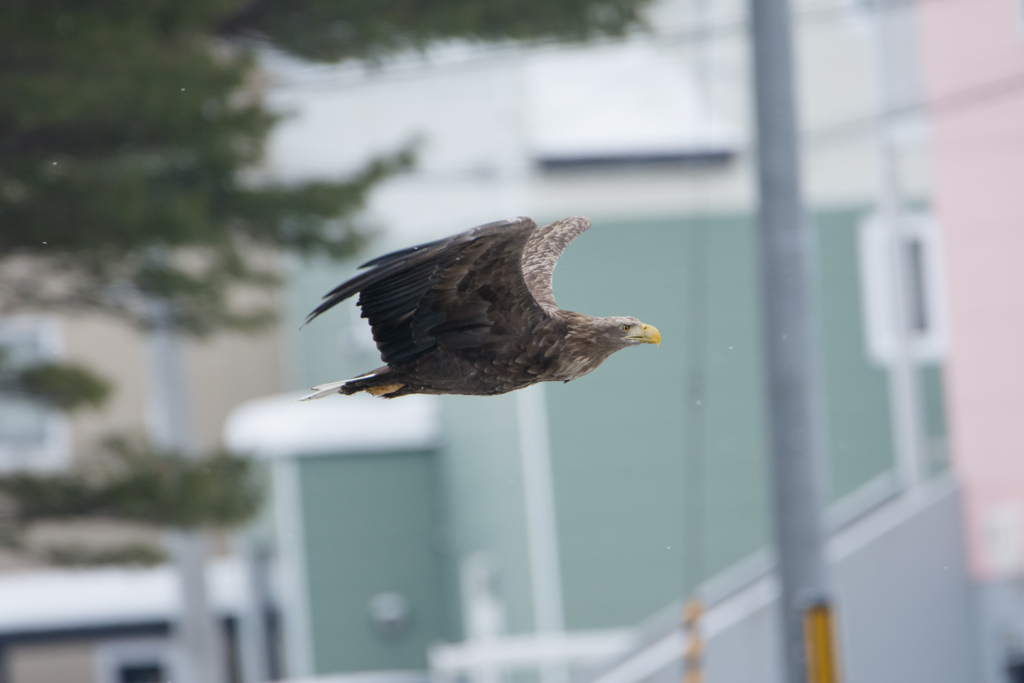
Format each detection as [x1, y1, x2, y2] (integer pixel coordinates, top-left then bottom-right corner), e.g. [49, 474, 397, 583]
[429, 630, 634, 683]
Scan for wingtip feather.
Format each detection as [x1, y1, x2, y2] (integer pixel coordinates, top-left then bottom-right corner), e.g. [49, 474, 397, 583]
[298, 379, 349, 401]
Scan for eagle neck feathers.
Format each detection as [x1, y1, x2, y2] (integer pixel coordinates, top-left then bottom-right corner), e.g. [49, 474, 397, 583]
[546, 310, 621, 382]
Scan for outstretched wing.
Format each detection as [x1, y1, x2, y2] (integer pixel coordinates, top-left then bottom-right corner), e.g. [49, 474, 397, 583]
[520, 217, 592, 313]
[305, 217, 550, 366]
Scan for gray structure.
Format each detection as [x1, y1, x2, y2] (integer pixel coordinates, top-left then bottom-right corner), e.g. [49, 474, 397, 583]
[224, 0, 984, 681]
[581, 475, 978, 683]
[227, 207, 960, 682]
[749, 0, 832, 678]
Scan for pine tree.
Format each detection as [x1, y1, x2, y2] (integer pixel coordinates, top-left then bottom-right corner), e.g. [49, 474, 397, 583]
[0, 0, 648, 556]
[0, 0, 647, 333]
[0, 0, 415, 333]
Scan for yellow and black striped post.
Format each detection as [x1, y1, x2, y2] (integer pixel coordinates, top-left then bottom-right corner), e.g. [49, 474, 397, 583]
[682, 599, 704, 683]
[803, 601, 840, 683]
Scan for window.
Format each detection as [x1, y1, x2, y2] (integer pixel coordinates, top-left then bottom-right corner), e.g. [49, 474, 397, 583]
[0, 316, 70, 472]
[119, 663, 164, 683]
[94, 638, 175, 683]
[858, 212, 948, 365]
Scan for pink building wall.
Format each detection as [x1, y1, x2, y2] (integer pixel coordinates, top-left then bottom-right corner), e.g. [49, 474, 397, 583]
[918, 0, 1024, 578]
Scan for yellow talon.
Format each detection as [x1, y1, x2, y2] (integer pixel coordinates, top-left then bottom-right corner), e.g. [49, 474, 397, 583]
[367, 383, 405, 396]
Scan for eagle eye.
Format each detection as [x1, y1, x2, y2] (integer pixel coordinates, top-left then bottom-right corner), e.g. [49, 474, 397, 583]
[620, 324, 631, 332]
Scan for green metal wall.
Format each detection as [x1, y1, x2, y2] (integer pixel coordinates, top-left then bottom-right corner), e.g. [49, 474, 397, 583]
[284, 207, 948, 652]
[436, 392, 537, 637]
[298, 450, 453, 673]
[545, 215, 770, 627]
[539, 210, 946, 629]
[815, 211, 897, 497]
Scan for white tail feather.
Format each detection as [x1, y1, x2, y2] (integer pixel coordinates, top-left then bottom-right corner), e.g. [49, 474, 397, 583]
[299, 380, 348, 401]
[298, 373, 379, 401]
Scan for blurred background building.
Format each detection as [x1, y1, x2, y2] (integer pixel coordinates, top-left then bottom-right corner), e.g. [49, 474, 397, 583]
[1, 0, 1023, 682]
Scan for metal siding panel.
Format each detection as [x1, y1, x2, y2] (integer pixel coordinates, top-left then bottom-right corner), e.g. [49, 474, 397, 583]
[546, 216, 770, 629]
[299, 450, 449, 673]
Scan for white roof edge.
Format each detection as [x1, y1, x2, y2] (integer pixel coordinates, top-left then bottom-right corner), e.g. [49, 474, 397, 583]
[224, 391, 442, 459]
[0, 558, 247, 635]
[281, 671, 428, 683]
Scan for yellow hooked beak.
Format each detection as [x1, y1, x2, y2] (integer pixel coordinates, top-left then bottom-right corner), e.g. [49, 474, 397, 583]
[629, 323, 661, 345]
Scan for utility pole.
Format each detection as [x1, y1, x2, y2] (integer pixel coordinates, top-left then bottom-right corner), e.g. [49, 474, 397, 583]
[146, 297, 226, 683]
[748, 1, 838, 682]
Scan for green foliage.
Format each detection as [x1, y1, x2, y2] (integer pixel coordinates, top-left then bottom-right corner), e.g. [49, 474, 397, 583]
[0, 0, 414, 334]
[220, 0, 650, 62]
[14, 362, 113, 411]
[46, 542, 168, 567]
[0, 351, 111, 412]
[0, 0, 646, 335]
[0, 437, 263, 530]
[0, 0, 648, 564]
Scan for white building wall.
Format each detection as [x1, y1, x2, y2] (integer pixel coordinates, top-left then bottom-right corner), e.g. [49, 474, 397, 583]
[261, 0, 931, 236]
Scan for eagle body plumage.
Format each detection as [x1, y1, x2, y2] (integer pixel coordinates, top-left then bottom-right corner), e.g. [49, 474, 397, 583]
[302, 217, 659, 399]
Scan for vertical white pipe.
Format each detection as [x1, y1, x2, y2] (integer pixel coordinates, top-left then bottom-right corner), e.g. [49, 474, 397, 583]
[870, 4, 926, 491]
[516, 383, 568, 683]
[271, 457, 316, 678]
[145, 297, 226, 683]
[237, 537, 271, 683]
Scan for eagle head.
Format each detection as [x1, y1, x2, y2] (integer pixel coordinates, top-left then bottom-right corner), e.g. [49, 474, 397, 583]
[552, 314, 661, 383]
[603, 316, 661, 348]
[577, 317, 663, 360]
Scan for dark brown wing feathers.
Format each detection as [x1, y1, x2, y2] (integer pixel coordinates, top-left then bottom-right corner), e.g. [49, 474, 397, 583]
[306, 218, 540, 365]
[304, 216, 594, 396]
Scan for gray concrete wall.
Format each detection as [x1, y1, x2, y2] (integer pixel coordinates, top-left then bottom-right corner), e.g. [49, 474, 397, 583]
[701, 478, 980, 683]
[975, 582, 1024, 683]
[583, 478, 981, 683]
[829, 482, 979, 683]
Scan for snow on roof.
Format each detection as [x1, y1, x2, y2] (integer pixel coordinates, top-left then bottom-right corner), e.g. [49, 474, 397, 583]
[525, 40, 736, 160]
[262, 35, 737, 186]
[223, 391, 441, 458]
[0, 558, 246, 635]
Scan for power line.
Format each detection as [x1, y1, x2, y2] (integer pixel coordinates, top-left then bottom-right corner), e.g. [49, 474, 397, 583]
[808, 69, 1024, 146]
[264, 0, 966, 94]
[368, 67, 1024, 183]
